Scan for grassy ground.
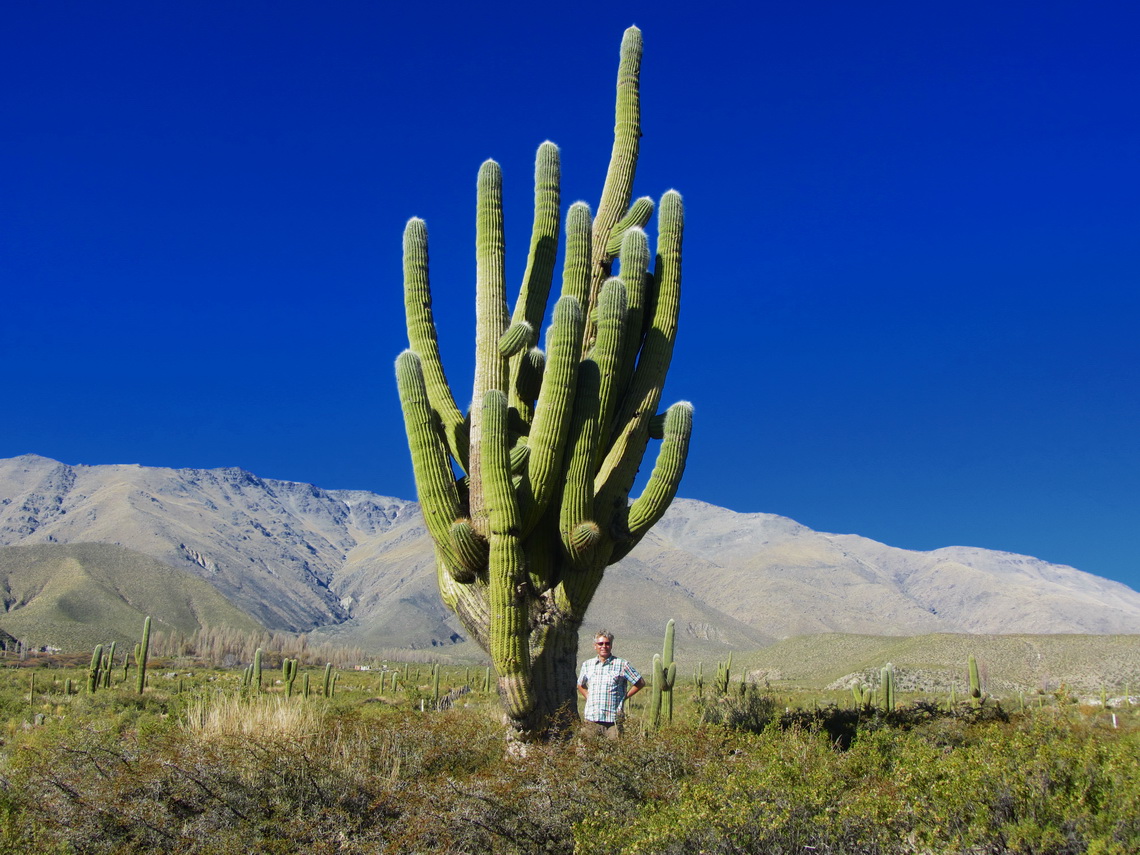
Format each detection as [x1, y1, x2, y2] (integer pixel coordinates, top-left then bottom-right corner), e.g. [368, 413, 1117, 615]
[1, 655, 1138, 853]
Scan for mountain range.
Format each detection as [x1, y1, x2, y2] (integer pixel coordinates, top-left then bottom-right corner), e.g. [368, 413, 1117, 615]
[3, 454, 1139, 657]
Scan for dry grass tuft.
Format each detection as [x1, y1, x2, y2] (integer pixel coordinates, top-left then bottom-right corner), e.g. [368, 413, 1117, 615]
[181, 692, 325, 741]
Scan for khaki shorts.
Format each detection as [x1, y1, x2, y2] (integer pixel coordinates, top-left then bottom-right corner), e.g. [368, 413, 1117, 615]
[581, 719, 623, 740]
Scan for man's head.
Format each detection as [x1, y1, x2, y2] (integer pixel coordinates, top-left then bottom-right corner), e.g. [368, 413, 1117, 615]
[594, 630, 614, 659]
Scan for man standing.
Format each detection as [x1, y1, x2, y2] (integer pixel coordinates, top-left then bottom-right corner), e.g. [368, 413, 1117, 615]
[577, 630, 645, 738]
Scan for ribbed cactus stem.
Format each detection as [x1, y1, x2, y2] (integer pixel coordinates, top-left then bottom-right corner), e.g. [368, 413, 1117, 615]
[661, 618, 676, 723]
[604, 196, 655, 255]
[254, 647, 264, 695]
[402, 217, 468, 472]
[968, 654, 985, 705]
[283, 658, 298, 698]
[881, 663, 895, 711]
[499, 321, 533, 358]
[135, 616, 151, 695]
[323, 663, 333, 698]
[650, 653, 664, 730]
[588, 26, 643, 327]
[104, 641, 117, 689]
[88, 644, 103, 693]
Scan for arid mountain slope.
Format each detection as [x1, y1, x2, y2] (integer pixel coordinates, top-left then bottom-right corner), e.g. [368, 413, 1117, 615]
[2, 454, 1138, 653]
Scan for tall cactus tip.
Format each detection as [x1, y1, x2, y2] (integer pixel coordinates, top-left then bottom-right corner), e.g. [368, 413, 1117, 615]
[395, 348, 420, 373]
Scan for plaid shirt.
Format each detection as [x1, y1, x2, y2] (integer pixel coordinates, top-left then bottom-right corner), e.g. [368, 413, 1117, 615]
[578, 655, 641, 723]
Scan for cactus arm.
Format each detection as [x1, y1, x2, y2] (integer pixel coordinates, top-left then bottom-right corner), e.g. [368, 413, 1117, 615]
[594, 190, 684, 501]
[605, 196, 654, 256]
[499, 321, 533, 359]
[508, 142, 562, 417]
[396, 350, 469, 577]
[403, 217, 469, 472]
[588, 278, 630, 468]
[517, 295, 586, 536]
[469, 160, 509, 537]
[617, 401, 693, 555]
[587, 25, 643, 338]
[560, 201, 593, 310]
[558, 363, 602, 564]
[610, 227, 650, 406]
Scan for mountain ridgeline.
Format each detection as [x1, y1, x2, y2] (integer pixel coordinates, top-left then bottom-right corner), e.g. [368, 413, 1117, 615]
[2, 454, 1139, 654]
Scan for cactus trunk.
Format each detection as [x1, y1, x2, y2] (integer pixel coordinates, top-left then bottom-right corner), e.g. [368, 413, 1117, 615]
[396, 27, 691, 740]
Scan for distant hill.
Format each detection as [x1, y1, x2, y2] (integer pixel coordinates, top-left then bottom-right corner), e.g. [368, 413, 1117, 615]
[2, 454, 1139, 657]
[0, 541, 262, 650]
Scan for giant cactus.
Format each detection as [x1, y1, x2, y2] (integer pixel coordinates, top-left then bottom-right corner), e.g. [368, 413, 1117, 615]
[395, 27, 692, 738]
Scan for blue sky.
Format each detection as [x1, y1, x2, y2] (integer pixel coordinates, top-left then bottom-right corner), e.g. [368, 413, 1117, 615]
[4, 2, 1138, 592]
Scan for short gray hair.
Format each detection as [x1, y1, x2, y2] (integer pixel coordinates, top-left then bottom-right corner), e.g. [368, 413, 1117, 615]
[594, 630, 614, 643]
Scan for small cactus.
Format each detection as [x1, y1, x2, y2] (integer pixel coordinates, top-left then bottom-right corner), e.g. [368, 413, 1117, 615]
[968, 654, 987, 705]
[282, 658, 298, 698]
[88, 644, 104, 694]
[254, 648, 264, 694]
[135, 616, 151, 695]
[323, 663, 334, 698]
[880, 663, 895, 711]
[715, 653, 732, 695]
[104, 641, 117, 689]
[650, 619, 677, 729]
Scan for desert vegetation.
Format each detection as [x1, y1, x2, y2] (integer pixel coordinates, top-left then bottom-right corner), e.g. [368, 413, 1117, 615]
[2, 644, 1138, 854]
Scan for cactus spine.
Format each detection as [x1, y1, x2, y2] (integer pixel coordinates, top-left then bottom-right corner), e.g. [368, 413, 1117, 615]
[396, 27, 691, 738]
[135, 616, 151, 694]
